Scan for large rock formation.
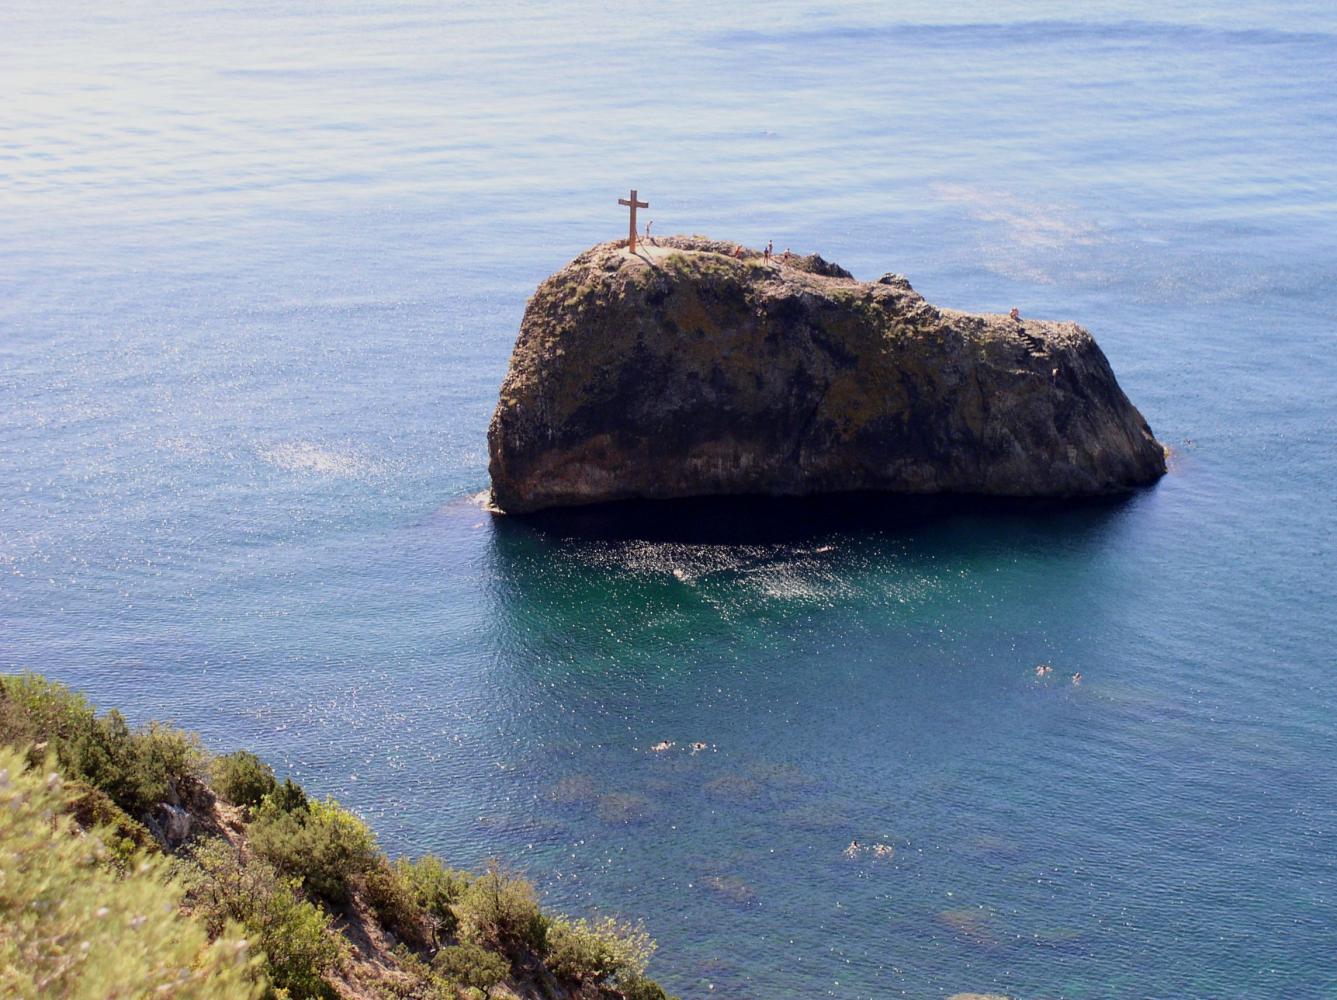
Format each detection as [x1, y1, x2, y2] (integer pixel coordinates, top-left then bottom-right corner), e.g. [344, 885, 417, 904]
[488, 236, 1165, 513]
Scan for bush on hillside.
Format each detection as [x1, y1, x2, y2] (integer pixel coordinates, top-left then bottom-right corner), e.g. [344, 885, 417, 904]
[0, 673, 137, 804]
[0, 745, 265, 1000]
[250, 796, 379, 905]
[66, 779, 159, 870]
[394, 855, 473, 943]
[214, 750, 278, 810]
[0, 673, 206, 818]
[618, 973, 677, 1000]
[544, 916, 655, 986]
[432, 943, 509, 992]
[182, 838, 344, 999]
[134, 720, 209, 806]
[453, 862, 546, 953]
[266, 776, 310, 814]
[362, 859, 434, 950]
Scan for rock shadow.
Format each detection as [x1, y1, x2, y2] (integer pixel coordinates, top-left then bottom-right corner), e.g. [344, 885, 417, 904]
[491, 490, 1140, 546]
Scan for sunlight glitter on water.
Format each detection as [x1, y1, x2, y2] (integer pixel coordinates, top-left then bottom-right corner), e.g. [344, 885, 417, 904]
[4, 2, 1337, 996]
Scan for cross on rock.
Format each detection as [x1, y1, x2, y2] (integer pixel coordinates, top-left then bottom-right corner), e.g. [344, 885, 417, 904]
[618, 189, 648, 253]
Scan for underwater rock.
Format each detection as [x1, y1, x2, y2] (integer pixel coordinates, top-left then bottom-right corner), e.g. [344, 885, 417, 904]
[596, 792, 654, 824]
[703, 774, 764, 801]
[936, 907, 1000, 950]
[488, 235, 1165, 512]
[700, 874, 759, 907]
[546, 774, 597, 804]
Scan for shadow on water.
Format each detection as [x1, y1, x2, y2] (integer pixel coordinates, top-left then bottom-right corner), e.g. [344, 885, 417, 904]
[475, 490, 1155, 675]
[491, 490, 1143, 545]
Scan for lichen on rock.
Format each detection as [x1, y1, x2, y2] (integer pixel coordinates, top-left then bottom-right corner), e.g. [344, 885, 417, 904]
[488, 236, 1165, 513]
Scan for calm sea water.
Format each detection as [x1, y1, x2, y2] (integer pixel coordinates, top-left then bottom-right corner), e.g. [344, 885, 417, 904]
[4, 2, 1337, 996]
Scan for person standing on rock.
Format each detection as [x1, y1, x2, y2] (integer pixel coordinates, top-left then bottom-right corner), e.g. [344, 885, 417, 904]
[1010, 307, 1021, 323]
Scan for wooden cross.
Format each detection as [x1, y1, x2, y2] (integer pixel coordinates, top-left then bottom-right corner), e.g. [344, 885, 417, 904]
[618, 189, 648, 253]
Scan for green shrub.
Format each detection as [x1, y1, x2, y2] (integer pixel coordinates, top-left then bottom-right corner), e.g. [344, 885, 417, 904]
[133, 721, 208, 806]
[250, 796, 379, 905]
[544, 916, 654, 985]
[214, 750, 278, 809]
[265, 776, 309, 814]
[0, 671, 98, 747]
[0, 673, 205, 818]
[371, 945, 456, 999]
[432, 943, 509, 991]
[363, 859, 432, 949]
[66, 779, 159, 870]
[395, 855, 473, 942]
[452, 862, 546, 953]
[181, 838, 343, 999]
[0, 674, 134, 804]
[0, 746, 265, 999]
[617, 973, 677, 1000]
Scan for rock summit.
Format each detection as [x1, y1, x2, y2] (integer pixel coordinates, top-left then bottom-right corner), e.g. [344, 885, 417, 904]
[488, 236, 1165, 513]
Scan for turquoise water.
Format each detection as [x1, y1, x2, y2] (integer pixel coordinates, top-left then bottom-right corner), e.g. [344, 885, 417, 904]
[4, 2, 1337, 996]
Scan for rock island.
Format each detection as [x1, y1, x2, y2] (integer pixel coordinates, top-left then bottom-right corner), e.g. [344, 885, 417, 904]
[488, 236, 1165, 513]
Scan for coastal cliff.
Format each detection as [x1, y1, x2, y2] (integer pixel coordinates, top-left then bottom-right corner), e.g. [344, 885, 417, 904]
[488, 236, 1164, 513]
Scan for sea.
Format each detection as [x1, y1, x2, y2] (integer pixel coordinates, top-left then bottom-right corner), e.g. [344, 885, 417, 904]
[3, 2, 1336, 997]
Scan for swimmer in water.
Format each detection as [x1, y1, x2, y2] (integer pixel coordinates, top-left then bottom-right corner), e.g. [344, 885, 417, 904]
[1072, 672, 1083, 685]
[872, 843, 894, 859]
[650, 740, 674, 753]
[690, 741, 709, 754]
[844, 839, 861, 858]
[1035, 664, 1052, 677]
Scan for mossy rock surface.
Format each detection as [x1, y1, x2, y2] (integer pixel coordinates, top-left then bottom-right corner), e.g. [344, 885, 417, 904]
[488, 236, 1165, 513]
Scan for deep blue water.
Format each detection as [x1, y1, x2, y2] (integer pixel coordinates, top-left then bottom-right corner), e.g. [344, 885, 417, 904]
[4, 2, 1337, 997]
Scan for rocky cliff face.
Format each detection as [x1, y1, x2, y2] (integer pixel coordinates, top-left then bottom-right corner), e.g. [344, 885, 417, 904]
[488, 236, 1165, 513]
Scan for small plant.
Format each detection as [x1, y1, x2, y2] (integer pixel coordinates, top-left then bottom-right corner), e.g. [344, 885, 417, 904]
[452, 861, 546, 953]
[396, 855, 473, 941]
[266, 776, 309, 814]
[544, 916, 655, 986]
[432, 943, 509, 992]
[250, 796, 379, 905]
[617, 973, 677, 1000]
[214, 750, 278, 809]
[134, 720, 208, 806]
[66, 779, 159, 870]
[363, 859, 433, 949]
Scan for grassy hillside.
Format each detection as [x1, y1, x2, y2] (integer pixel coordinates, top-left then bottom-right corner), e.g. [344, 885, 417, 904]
[0, 673, 675, 1000]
